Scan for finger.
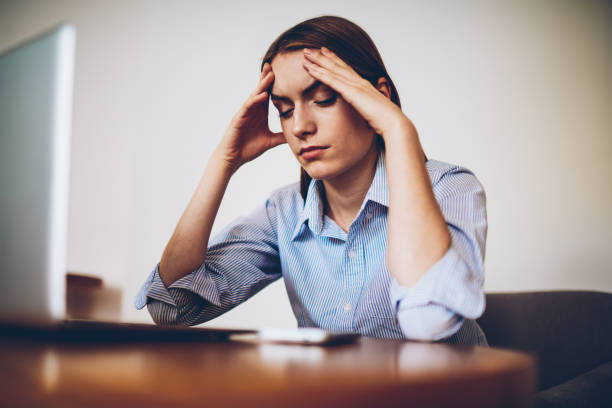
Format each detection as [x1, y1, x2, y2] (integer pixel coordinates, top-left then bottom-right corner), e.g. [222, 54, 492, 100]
[268, 131, 287, 148]
[303, 48, 339, 71]
[304, 59, 377, 114]
[302, 59, 360, 98]
[253, 69, 274, 96]
[252, 90, 269, 105]
[253, 64, 273, 97]
[243, 90, 269, 114]
[303, 48, 355, 82]
[254, 65, 271, 93]
[320, 47, 351, 69]
[259, 62, 271, 79]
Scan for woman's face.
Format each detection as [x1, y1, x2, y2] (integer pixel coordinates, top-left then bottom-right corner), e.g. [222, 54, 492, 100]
[270, 50, 377, 182]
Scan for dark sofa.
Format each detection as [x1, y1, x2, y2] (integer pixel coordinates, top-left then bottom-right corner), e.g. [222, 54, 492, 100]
[476, 291, 612, 407]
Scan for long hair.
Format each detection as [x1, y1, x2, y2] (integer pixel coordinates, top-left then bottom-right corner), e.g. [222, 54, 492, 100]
[261, 16, 402, 201]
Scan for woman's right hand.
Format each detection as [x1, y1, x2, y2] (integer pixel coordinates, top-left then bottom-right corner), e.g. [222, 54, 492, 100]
[215, 62, 285, 173]
[159, 63, 284, 287]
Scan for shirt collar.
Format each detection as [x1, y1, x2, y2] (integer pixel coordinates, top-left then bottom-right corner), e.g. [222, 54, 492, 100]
[363, 149, 389, 208]
[291, 149, 388, 240]
[291, 178, 324, 240]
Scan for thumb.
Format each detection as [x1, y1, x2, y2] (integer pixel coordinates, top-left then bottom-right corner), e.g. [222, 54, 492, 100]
[268, 132, 287, 148]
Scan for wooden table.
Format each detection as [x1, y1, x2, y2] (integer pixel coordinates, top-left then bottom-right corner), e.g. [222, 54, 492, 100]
[0, 335, 535, 407]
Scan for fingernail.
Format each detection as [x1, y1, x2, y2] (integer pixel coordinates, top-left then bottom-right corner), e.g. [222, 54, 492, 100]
[321, 46, 329, 53]
[303, 48, 311, 54]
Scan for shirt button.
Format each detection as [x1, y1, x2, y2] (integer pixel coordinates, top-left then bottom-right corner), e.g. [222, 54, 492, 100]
[343, 303, 352, 312]
[365, 213, 373, 221]
[348, 250, 356, 259]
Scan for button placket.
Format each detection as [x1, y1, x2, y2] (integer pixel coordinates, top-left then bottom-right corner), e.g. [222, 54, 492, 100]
[344, 235, 363, 332]
[340, 236, 353, 320]
[345, 233, 357, 269]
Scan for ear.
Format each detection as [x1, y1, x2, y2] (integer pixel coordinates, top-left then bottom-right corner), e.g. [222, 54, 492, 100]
[376, 77, 392, 100]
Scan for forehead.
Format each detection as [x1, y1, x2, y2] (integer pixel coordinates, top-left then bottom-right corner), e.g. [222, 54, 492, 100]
[270, 51, 314, 98]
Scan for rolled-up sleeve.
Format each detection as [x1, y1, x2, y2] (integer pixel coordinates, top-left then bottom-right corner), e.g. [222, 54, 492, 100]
[134, 197, 282, 326]
[391, 168, 487, 341]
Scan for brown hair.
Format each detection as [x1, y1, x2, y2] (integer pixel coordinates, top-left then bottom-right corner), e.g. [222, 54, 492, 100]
[261, 15, 402, 201]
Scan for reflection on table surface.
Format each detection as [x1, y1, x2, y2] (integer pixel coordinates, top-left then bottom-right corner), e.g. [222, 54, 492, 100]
[0, 336, 535, 408]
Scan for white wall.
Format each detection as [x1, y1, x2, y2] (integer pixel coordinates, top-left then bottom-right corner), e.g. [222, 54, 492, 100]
[1, 0, 611, 328]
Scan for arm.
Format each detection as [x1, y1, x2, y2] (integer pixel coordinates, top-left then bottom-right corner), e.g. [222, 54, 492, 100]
[158, 62, 285, 287]
[302, 48, 485, 340]
[383, 121, 451, 287]
[137, 198, 283, 326]
[158, 154, 233, 287]
[303, 48, 448, 285]
[383, 138, 486, 340]
[389, 167, 487, 340]
[135, 63, 286, 324]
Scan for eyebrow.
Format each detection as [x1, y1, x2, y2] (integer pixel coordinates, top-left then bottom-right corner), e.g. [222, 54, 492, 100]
[270, 80, 329, 102]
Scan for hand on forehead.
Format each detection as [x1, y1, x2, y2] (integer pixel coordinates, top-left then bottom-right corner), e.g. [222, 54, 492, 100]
[269, 50, 332, 100]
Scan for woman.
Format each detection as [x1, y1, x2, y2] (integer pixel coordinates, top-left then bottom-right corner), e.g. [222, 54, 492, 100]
[135, 16, 488, 345]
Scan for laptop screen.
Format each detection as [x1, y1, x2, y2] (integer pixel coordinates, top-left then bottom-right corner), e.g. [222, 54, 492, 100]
[0, 24, 75, 322]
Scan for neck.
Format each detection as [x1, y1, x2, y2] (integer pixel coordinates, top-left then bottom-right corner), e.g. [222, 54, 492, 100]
[322, 144, 379, 231]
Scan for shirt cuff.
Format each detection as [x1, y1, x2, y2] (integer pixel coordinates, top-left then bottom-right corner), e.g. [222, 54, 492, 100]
[134, 268, 156, 309]
[134, 264, 180, 309]
[134, 262, 226, 311]
[395, 304, 464, 341]
[390, 246, 485, 319]
[169, 262, 223, 307]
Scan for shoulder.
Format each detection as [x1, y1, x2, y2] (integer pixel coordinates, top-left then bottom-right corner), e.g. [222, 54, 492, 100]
[264, 181, 303, 215]
[426, 159, 485, 200]
[257, 182, 304, 236]
[213, 182, 302, 242]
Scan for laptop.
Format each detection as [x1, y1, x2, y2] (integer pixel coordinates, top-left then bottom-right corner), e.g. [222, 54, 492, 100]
[0, 23, 254, 342]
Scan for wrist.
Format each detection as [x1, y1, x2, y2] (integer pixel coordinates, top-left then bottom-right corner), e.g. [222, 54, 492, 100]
[382, 117, 427, 166]
[208, 151, 239, 179]
[210, 146, 242, 176]
[381, 116, 419, 145]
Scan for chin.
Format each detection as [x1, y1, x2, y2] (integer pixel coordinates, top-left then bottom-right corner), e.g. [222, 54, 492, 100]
[302, 163, 339, 181]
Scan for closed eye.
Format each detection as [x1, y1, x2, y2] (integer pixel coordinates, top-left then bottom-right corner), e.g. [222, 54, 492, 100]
[314, 94, 337, 106]
[279, 108, 293, 118]
[279, 94, 337, 119]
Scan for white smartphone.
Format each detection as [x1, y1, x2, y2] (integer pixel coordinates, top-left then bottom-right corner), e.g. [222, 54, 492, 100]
[257, 328, 360, 345]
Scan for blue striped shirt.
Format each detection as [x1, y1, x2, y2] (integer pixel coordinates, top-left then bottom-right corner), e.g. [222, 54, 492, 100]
[135, 151, 488, 345]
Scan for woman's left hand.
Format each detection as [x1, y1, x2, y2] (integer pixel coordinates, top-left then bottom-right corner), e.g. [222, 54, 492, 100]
[302, 47, 412, 139]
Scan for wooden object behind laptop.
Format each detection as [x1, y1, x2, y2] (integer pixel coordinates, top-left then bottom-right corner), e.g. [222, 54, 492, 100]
[65, 273, 121, 321]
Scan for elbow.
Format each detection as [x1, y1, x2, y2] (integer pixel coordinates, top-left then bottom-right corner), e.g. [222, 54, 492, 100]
[397, 306, 464, 341]
[147, 301, 180, 326]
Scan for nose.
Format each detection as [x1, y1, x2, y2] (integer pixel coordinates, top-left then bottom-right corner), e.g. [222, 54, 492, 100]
[291, 104, 316, 140]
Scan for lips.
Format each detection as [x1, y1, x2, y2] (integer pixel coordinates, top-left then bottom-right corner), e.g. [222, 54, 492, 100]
[299, 146, 328, 155]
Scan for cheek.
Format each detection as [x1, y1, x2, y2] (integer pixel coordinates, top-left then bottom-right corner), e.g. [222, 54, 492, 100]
[319, 99, 366, 134]
[340, 103, 370, 133]
[280, 126, 301, 155]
